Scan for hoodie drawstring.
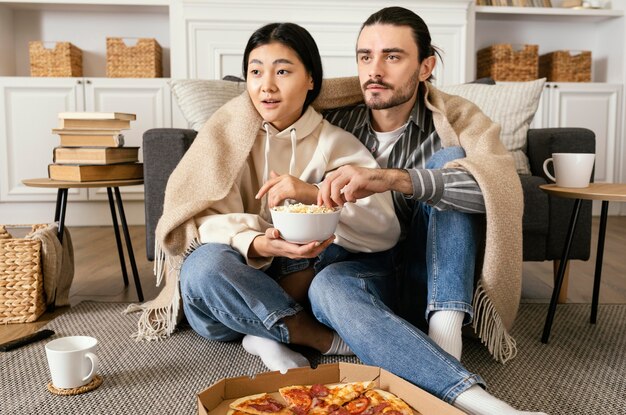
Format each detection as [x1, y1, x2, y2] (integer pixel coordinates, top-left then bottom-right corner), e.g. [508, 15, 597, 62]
[289, 128, 297, 176]
[262, 122, 271, 184]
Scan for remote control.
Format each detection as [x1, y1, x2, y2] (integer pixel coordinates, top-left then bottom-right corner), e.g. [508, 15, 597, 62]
[0, 329, 55, 352]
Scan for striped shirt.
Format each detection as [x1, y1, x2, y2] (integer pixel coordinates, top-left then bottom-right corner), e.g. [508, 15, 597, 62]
[323, 90, 485, 236]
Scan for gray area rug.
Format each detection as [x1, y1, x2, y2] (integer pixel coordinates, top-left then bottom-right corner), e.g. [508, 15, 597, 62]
[1, 302, 625, 415]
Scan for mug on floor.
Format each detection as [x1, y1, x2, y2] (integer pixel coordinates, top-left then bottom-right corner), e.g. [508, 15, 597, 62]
[45, 335, 99, 389]
[543, 153, 595, 188]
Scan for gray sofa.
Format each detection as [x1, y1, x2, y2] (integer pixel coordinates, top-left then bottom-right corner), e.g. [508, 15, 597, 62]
[142, 127, 595, 267]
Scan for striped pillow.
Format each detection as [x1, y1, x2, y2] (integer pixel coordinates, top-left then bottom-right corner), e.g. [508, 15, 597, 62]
[170, 79, 246, 131]
[440, 78, 545, 175]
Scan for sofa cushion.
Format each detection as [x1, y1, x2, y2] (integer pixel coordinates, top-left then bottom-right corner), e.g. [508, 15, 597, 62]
[439, 78, 545, 175]
[170, 79, 246, 131]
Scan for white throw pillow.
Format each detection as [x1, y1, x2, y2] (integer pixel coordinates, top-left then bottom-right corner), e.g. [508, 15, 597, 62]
[170, 79, 247, 131]
[439, 78, 545, 175]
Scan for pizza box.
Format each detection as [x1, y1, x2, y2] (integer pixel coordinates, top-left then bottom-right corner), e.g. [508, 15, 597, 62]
[197, 362, 464, 415]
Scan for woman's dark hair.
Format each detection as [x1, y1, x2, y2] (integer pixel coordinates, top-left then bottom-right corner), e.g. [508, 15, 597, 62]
[360, 7, 442, 81]
[243, 23, 323, 111]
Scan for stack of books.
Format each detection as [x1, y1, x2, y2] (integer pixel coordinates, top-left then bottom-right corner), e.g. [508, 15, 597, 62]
[49, 112, 143, 182]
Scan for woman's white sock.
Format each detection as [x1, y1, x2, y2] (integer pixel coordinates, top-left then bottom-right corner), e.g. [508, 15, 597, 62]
[428, 310, 464, 360]
[242, 334, 309, 374]
[454, 385, 548, 415]
[323, 332, 354, 356]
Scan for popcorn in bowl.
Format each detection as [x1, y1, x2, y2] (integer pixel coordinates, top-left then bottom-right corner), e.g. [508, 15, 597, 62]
[270, 203, 341, 244]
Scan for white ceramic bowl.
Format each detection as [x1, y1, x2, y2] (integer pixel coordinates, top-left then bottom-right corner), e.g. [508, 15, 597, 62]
[270, 204, 341, 244]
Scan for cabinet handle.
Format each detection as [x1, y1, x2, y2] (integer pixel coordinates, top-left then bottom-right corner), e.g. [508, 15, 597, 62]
[77, 80, 82, 85]
[553, 84, 558, 88]
[86, 80, 92, 84]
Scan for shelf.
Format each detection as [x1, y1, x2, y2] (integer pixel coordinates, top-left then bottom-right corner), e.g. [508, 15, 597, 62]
[476, 5, 623, 22]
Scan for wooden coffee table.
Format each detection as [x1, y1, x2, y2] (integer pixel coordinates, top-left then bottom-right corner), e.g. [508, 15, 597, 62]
[22, 178, 144, 302]
[539, 183, 626, 343]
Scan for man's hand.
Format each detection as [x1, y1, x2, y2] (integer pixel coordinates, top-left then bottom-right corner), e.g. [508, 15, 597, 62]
[250, 228, 334, 259]
[256, 171, 318, 208]
[317, 165, 412, 207]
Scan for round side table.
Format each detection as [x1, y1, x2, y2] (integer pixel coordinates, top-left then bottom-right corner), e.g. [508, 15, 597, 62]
[539, 183, 626, 343]
[22, 178, 144, 302]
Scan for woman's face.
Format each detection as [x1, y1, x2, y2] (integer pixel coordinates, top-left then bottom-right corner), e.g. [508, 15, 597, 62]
[246, 42, 313, 131]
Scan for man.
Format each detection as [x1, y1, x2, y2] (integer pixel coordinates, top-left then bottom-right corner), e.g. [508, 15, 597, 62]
[309, 7, 541, 415]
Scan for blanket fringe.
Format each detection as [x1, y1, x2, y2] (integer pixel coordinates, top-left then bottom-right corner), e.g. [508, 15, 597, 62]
[472, 279, 517, 364]
[123, 269, 181, 341]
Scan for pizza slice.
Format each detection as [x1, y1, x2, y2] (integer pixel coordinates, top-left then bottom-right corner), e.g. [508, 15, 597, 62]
[357, 389, 413, 415]
[229, 392, 294, 415]
[279, 381, 374, 415]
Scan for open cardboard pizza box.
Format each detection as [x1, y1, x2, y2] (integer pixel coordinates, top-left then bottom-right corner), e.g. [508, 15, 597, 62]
[197, 362, 464, 415]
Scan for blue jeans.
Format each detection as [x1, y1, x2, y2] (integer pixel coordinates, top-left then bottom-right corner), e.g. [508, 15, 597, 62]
[180, 243, 305, 343]
[308, 247, 484, 403]
[395, 146, 481, 330]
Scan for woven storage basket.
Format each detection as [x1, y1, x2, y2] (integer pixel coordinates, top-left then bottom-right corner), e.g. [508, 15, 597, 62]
[539, 50, 591, 82]
[0, 225, 46, 324]
[106, 37, 162, 78]
[477, 44, 539, 82]
[29, 41, 82, 77]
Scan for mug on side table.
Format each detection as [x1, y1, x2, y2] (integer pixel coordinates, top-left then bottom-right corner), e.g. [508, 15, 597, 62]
[543, 153, 595, 188]
[45, 336, 99, 389]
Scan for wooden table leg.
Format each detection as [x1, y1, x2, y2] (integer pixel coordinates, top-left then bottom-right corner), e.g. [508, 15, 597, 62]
[107, 187, 130, 288]
[113, 187, 144, 302]
[591, 201, 609, 324]
[542, 198, 582, 344]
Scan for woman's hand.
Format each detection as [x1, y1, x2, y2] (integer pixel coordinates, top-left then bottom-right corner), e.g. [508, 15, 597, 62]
[256, 171, 318, 208]
[250, 228, 334, 259]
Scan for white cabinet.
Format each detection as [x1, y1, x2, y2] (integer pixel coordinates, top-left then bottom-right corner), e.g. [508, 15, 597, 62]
[0, 77, 171, 224]
[171, 0, 474, 87]
[538, 83, 621, 184]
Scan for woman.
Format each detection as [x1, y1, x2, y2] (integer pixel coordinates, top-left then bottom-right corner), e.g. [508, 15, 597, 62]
[178, 22, 400, 373]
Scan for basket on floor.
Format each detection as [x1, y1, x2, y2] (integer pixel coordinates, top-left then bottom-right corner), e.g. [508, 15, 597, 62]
[477, 44, 539, 82]
[539, 50, 592, 82]
[106, 37, 163, 78]
[29, 41, 83, 77]
[0, 225, 46, 324]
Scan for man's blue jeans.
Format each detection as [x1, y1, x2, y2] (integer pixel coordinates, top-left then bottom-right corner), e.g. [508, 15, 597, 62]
[396, 146, 481, 329]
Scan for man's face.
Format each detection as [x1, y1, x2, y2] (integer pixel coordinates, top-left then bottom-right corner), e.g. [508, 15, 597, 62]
[356, 24, 426, 110]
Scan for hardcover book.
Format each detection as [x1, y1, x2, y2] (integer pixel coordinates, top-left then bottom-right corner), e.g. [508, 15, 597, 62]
[58, 118, 131, 130]
[53, 147, 139, 165]
[48, 163, 143, 182]
[52, 129, 124, 147]
[58, 112, 136, 121]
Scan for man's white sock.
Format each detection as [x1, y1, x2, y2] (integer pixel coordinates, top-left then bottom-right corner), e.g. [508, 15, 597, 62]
[242, 334, 309, 374]
[428, 310, 464, 360]
[454, 385, 548, 415]
[323, 332, 354, 356]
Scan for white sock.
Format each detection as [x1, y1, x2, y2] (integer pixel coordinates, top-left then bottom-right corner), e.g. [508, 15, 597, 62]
[323, 332, 354, 356]
[454, 385, 548, 415]
[241, 334, 309, 374]
[428, 310, 464, 360]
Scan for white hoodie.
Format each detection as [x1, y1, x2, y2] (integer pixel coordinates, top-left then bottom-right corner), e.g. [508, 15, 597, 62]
[195, 106, 400, 269]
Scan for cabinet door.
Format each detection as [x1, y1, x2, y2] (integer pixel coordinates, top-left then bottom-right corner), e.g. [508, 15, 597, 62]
[547, 83, 621, 185]
[83, 78, 172, 201]
[0, 77, 88, 202]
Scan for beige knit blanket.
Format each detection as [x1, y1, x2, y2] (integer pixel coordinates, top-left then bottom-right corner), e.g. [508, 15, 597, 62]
[126, 77, 523, 363]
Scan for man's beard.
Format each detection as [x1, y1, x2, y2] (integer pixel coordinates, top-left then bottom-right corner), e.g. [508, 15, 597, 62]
[362, 69, 420, 110]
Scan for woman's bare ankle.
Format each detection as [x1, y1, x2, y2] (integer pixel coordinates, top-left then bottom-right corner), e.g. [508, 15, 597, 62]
[283, 312, 333, 352]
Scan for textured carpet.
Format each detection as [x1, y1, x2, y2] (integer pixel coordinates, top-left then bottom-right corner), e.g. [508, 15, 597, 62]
[1, 302, 625, 415]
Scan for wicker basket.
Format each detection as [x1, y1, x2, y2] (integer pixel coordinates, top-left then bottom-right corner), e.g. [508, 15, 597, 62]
[477, 44, 539, 82]
[106, 37, 162, 78]
[539, 50, 592, 82]
[29, 41, 83, 77]
[0, 225, 46, 324]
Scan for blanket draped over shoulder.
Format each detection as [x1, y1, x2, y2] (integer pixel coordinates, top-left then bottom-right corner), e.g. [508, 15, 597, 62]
[125, 77, 523, 364]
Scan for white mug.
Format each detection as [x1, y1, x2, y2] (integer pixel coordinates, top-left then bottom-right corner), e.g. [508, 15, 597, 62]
[543, 153, 595, 188]
[45, 336, 99, 389]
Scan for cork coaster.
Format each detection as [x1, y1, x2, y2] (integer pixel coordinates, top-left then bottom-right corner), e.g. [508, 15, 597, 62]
[47, 375, 103, 396]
